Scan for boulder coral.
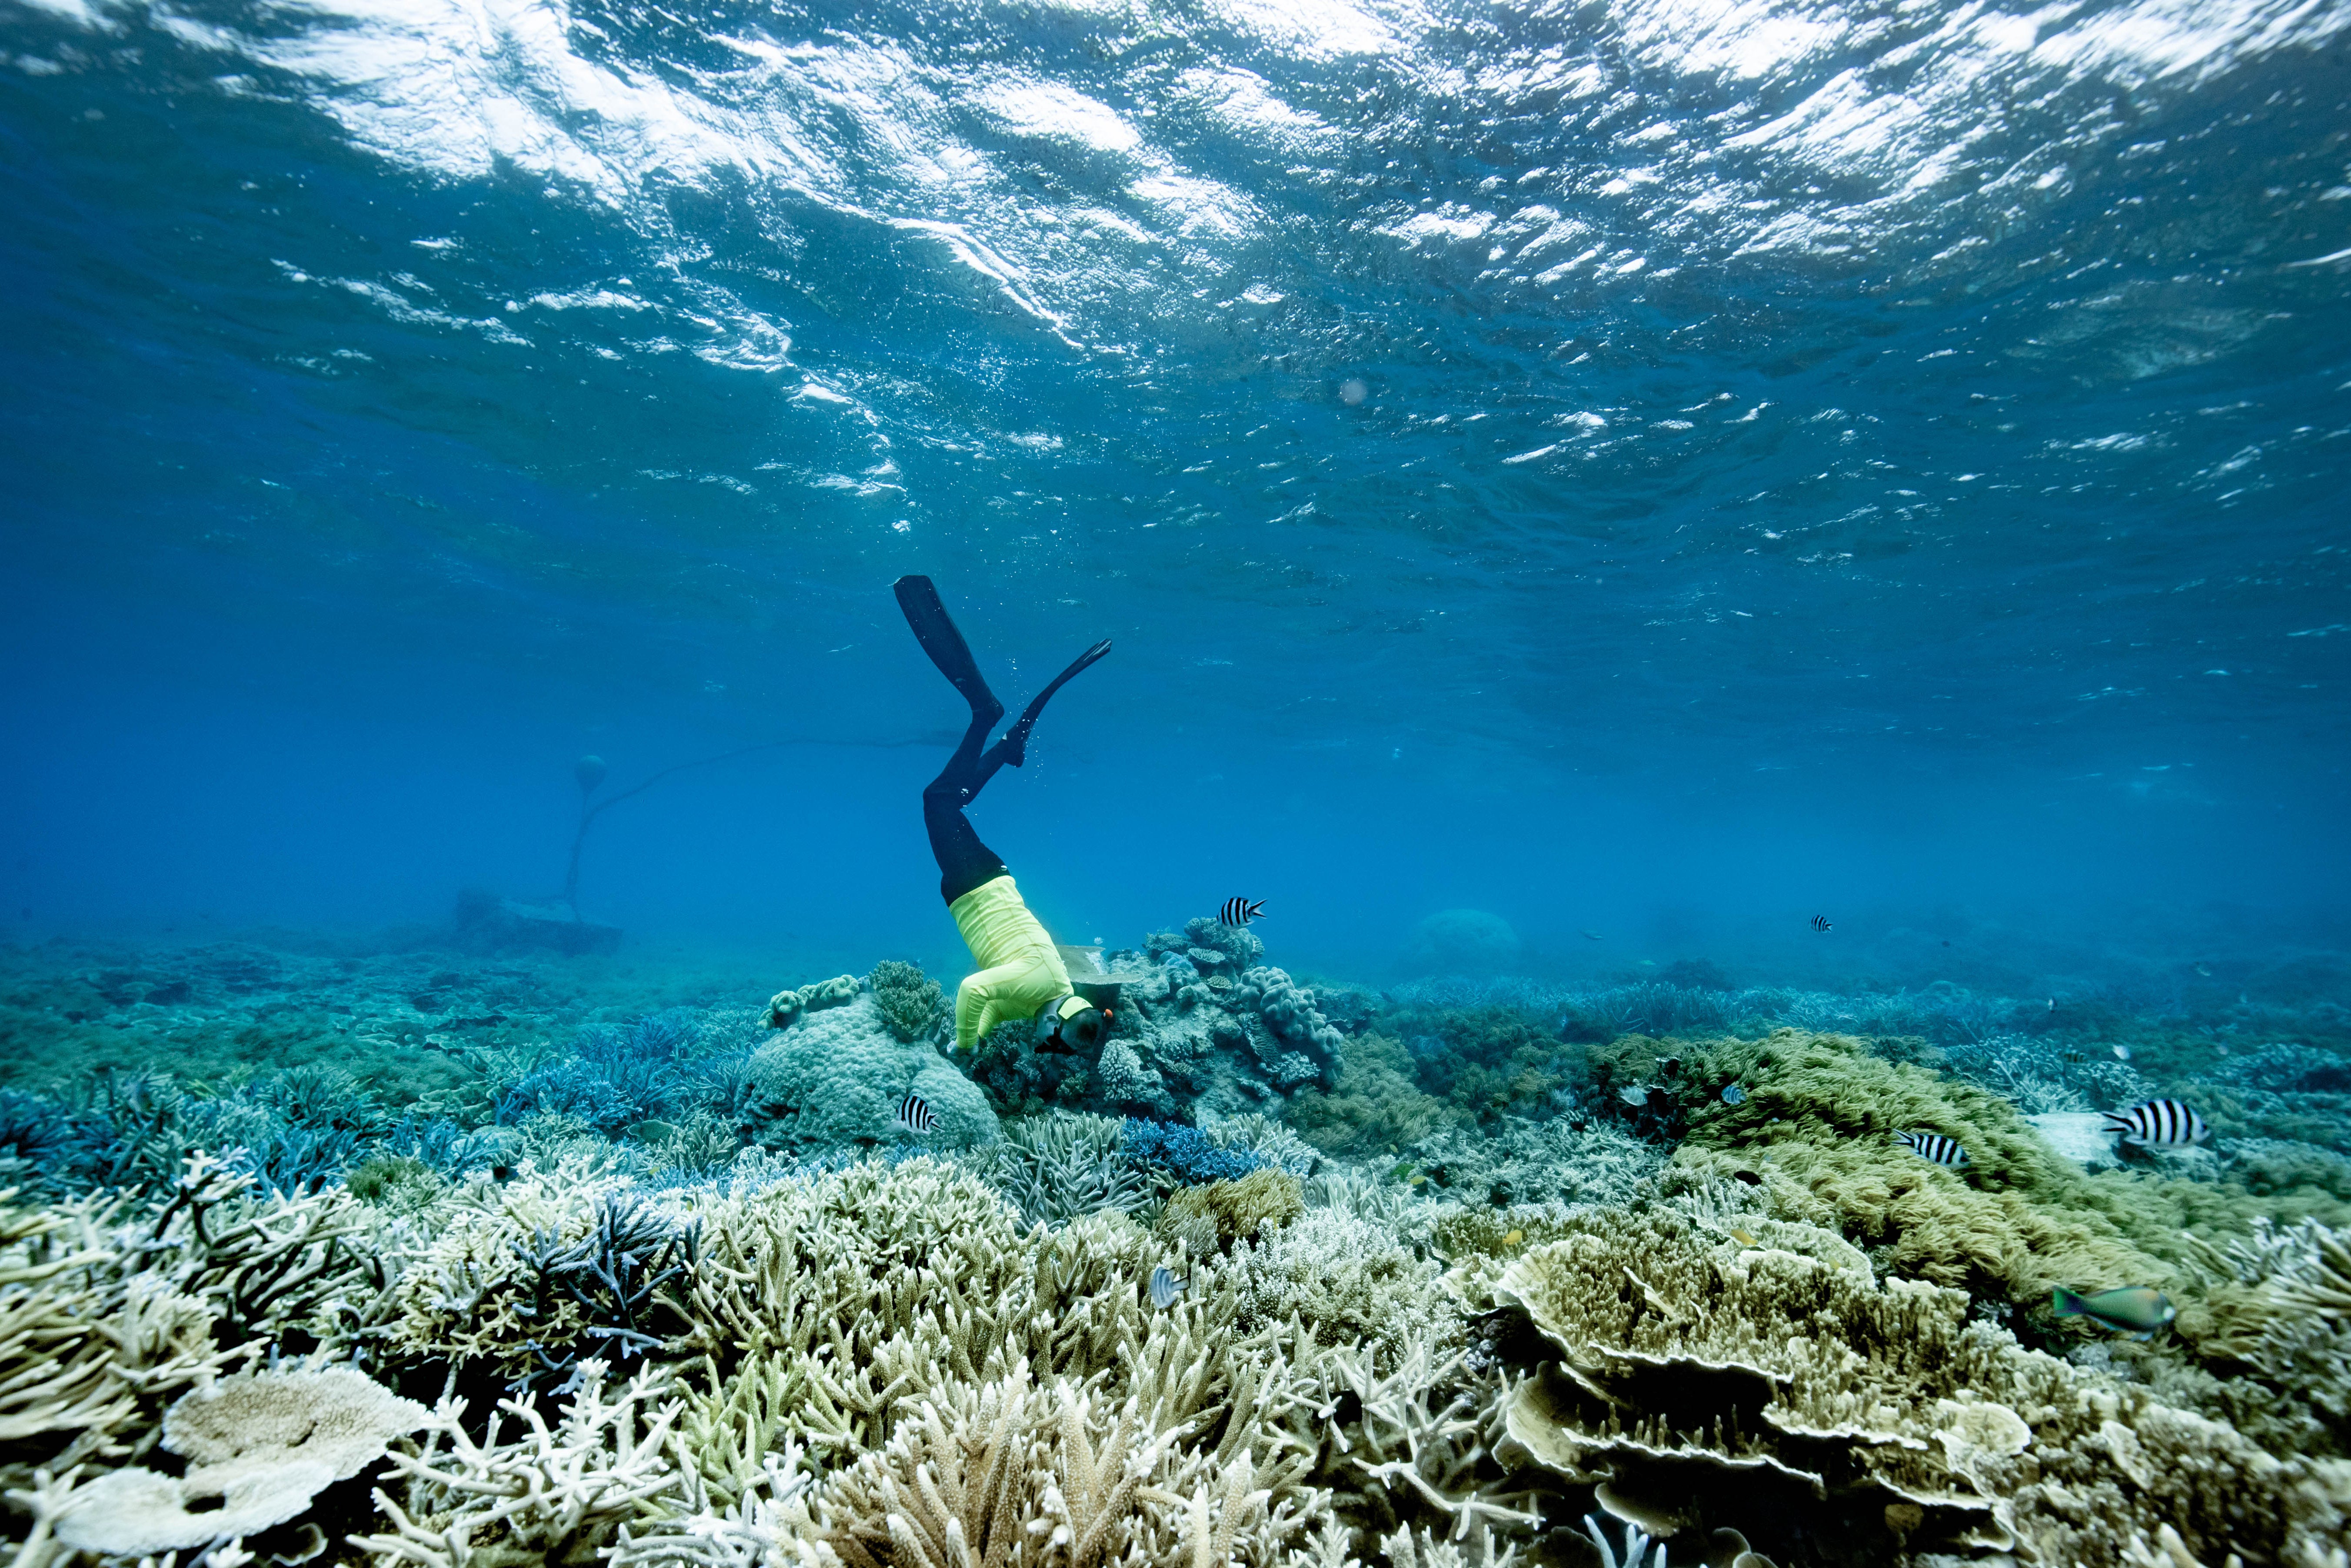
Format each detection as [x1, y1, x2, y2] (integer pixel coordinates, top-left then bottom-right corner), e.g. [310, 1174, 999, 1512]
[740, 993, 998, 1151]
[1400, 910, 1523, 977]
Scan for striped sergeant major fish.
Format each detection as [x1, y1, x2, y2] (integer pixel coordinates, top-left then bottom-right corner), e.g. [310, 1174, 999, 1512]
[2103, 1099, 2208, 1148]
[1220, 896, 1266, 927]
[1810, 914, 1832, 932]
[893, 1093, 938, 1136]
[1150, 1265, 1188, 1309]
[1895, 1129, 1969, 1167]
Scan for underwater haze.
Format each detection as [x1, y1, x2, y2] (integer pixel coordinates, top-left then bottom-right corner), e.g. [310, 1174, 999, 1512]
[7, 0, 2351, 1564]
[2, 0, 2347, 979]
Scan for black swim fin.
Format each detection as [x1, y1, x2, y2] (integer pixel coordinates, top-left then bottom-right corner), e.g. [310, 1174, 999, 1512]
[894, 575, 1002, 721]
[992, 638, 1112, 766]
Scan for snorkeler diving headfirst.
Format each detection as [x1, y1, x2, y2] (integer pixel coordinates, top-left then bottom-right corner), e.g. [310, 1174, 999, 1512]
[894, 575, 1113, 1054]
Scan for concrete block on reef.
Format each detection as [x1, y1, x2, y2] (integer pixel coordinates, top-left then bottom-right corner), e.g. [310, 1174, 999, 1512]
[2025, 1112, 2122, 1172]
[742, 993, 998, 1151]
[446, 891, 622, 957]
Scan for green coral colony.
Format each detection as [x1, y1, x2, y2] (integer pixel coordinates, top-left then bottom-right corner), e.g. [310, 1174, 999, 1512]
[5, 926, 2351, 1568]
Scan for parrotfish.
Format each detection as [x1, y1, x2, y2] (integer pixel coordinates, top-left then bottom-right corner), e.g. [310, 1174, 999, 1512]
[2052, 1285, 2175, 1338]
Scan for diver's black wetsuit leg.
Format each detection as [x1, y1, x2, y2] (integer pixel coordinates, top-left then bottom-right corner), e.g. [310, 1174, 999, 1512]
[924, 706, 1013, 903]
[983, 638, 1114, 768]
[895, 575, 1002, 725]
[898, 574, 1112, 902]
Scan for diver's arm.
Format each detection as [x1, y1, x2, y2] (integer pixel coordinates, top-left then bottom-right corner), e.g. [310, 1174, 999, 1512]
[955, 954, 1070, 1051]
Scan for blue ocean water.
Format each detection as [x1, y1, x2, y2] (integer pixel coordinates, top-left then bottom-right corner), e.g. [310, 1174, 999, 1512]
[2, 0, 2348, 978]
[13, 7, 2351, 1566]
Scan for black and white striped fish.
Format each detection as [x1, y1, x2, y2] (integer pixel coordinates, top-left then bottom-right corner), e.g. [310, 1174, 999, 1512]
[1896, 1130, 1969, 1167]
[1809, 914, 1832, 933]
[1220, 897, 1266, 927]
[2103, 1099, 2208, 1148]
[893, 1093, 938, 1136]
[1150, 1266, 1188, 1309]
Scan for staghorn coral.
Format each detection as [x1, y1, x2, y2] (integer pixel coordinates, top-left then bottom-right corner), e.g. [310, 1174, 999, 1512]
[965, 1112, 1152, 1228]
[1124, 1119, 1268, 1186]
[1407, 1115, 1663, 1213]
[1201, 1113, 1320, 1177]
[356, 1359, 687, 1568]
[1487, 1206, 2351, 1568]
[799, 1357, 1333, 1568]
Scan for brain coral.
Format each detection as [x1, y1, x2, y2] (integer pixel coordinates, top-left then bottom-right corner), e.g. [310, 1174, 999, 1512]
[741, 993, 998, 1151]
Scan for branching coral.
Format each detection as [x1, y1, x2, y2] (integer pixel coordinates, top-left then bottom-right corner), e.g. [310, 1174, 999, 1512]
[868, 962, 946, 1046]
[966, 1113, 1151, 1228]
[1227, 1207, 1458, 1371]
[356, 1359, 688, 1568]
[1124, 1120, 1267, 1186]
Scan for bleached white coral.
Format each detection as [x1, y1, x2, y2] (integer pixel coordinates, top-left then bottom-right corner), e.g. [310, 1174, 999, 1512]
[52, 1365, 429, 1555]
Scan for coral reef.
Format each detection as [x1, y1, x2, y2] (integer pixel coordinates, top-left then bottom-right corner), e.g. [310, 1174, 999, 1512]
[1406, 1115, 1664, 1212]
[1489, 1206, 2351, 1568]
[1287, 1032, 1458, 1156]
[968, 943, 1349, 1126]
[765, 973, 861, 1031]
[1124, 1118, 1270, 1185]
[866, 960, 946, 1045]
[52, 1365, 429, 1554]
[1158, 1169, 1306, 1252]
[740, 993, 998, 1152]
[7, 925, 2351, 1568]
[1654, 1029, 2351, 1320]
[964, 1111, 1150, 1227]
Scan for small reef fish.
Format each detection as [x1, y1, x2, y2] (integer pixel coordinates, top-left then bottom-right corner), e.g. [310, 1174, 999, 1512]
[2053, 1285, 2176, 1338]
[2113, 1044, 2132, 1061]
[1895, 1130, 1969, 1167]
[1150, 1266, 1188, 1309]
[1810, 915, 1832, 932]
[1618, 1085, 1652, 1107]
[1721, 1084, 1747, 1106]
[894, 1093, 938, 1135]
[1581, 930, 1605, 940]
[1729, 1228, 1759, 1248]
[1503, 1229, 1524, 1247]
[2104, 1099, 2208, 1147]
[1220, 896, 1266, 926]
